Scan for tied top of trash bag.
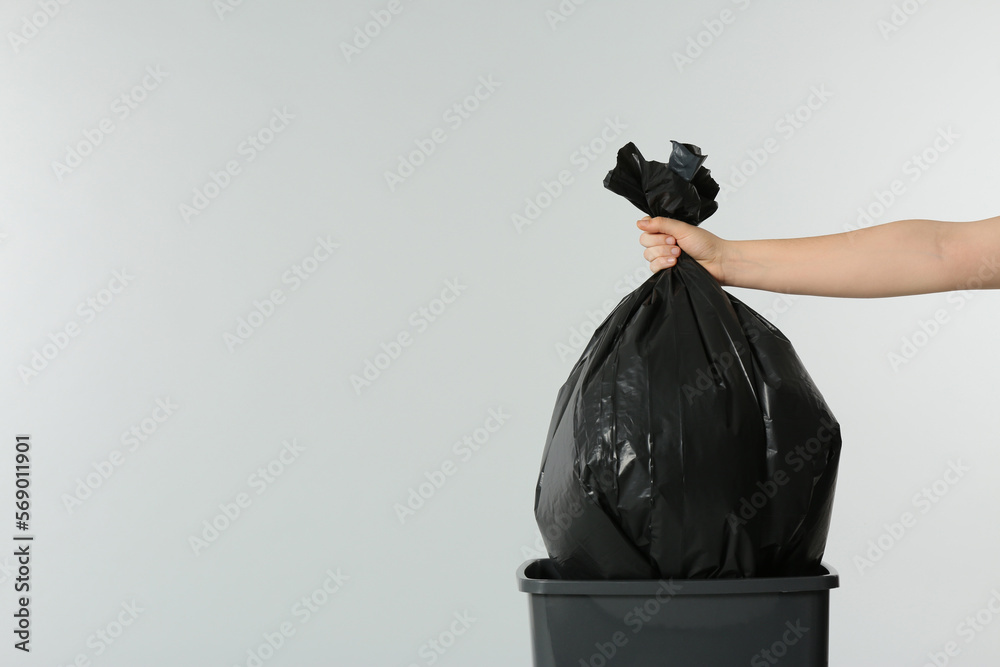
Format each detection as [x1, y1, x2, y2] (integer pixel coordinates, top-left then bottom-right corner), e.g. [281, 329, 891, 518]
[602, 140, 720, 225]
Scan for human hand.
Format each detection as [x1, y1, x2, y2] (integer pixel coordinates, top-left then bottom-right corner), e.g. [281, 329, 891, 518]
[637, 216, 728, 284]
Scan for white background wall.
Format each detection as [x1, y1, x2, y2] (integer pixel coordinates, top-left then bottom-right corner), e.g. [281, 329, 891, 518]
[2, 1, 1000, 665]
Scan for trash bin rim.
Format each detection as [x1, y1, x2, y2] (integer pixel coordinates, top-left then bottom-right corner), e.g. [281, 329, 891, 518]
[516, 558, 839, 596]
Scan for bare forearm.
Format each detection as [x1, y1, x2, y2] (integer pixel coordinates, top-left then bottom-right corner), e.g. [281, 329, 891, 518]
[721, 217, 1000, 298]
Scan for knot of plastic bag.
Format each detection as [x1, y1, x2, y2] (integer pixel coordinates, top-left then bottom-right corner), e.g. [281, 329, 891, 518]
[603, 140, 721, 226]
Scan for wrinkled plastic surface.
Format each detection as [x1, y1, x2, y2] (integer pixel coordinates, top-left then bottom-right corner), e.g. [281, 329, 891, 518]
[533, 141, 842, 579]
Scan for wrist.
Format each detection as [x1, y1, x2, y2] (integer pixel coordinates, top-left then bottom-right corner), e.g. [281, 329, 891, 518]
[719, 239, 762, 290]
[718, 240, 737, 287]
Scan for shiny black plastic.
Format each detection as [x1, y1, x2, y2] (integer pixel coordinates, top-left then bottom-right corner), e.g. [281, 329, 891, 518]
[533, 141, 842, 579]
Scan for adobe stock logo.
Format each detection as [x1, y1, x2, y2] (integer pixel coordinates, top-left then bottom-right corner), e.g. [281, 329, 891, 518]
[717, 85, 833, 201]
[672, 0, 757, 72]
[854, 459, 969, 574]
[223, 236, 340, 352]
[405, 611, 477, 667]
[213, 0, 249, 21]
[179, 107, 294, 223]
[384, 76, 501, 193]
[577, 578, 682, 667]
[750, 620, 810, 666]
[188, 438, 306, 556]
[877, 0, 932, 40]
[62, 398, 179, 514]
[7, 0, 74, 55]
[846, 126, 959, 235]
[18, 269, 134, 385]
[351, 278, 467, 395]
[394, 407, 510, 524]
[51, 66, 169, 182]
[340, 0, 417, 63]
[511, 117, 627, 234]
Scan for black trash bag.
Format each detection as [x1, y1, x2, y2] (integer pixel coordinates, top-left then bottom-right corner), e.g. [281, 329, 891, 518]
[533, 140, 842, 579]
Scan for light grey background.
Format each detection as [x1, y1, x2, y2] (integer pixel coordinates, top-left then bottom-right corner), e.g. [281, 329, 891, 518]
[2, 1, 1000, 665]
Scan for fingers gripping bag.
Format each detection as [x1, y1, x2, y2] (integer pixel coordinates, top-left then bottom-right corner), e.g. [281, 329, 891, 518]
[533, 140, 842, 579]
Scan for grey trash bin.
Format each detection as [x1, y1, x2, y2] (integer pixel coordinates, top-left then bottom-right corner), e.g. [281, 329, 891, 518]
[516, 558, 838, 667]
